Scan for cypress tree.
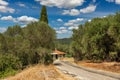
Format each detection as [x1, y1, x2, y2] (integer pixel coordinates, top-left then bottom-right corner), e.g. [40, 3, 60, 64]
[40, 5, 48, 24]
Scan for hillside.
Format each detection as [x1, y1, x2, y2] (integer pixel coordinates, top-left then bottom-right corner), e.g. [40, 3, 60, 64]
[57, 38, 72, 45]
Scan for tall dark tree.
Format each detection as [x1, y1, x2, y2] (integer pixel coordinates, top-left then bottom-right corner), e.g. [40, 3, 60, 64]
[40, 5, 48, 24]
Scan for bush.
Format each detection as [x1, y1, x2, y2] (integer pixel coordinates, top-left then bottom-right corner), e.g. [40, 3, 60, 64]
[0, 54, 22, 78]
[0, 54, 22, 72]
[0, 67, 17, 78]
[109, 52, 117, 61]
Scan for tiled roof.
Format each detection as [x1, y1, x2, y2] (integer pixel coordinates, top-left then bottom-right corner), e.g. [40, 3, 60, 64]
[52, 50, 66, 55]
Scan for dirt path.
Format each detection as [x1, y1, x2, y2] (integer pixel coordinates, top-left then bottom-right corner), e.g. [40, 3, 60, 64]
[54, 60, 120, 80]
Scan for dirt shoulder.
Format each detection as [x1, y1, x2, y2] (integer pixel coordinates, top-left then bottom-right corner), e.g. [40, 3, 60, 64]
[76, 61, 120, 73]
[3, 65, 75, 80]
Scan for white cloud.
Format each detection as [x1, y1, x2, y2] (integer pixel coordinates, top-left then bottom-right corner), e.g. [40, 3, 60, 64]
[55, 27, 69, 34]
[64, 18, 84, 30]
[68, 26, 78, 30]
[0, 0, 15, 13]
[56, 28, 68, 34]
[0, 0, 8, 6]
[59, 27, 66, 30]
[0, 27, 7, 32]
[35, 0, 84, 8]
[106, 0, 120, 4]
[62, 9, 80, 16]
[115, 0, 120, 4]
[69, 18, 84, 23]
[57, 18, 63, 22]
[64, 22, 74, 27]
[0, 5, 15, 13]
[1, 16, 14, 21]
[17, 3, 26, 7]
[88, 19, 91, 22]
[80, 5, 96, 13]
[64, 18, 84, 26]
[17, 16, 38, 24]
[62, 4, 96, 16]
[0, 15, 38, 24]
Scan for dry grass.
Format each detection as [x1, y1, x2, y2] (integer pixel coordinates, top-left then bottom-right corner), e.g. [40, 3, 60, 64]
[77, 61, 120, 73]
[62, 58, 74, 62]
[3, 65, 75, 80]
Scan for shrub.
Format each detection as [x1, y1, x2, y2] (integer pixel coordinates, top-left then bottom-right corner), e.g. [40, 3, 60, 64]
[0, 54, 22, 72]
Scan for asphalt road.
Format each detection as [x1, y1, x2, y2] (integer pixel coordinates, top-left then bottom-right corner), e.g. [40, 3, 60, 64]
[54, 60, 120, 80]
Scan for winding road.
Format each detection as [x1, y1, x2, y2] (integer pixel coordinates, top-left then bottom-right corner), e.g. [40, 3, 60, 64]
[54, 60, 120, 80]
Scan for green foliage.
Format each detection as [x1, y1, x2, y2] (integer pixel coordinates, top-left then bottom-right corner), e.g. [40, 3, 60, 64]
[40, 6, 48, 24]
[0, 54, 21, 78]
[0, 54, 22, 71]
[24, 22, 55, 49]
[71, 12, 120, 62]
[0, 68, 18, 78]
[0, 33, 7, 53]
[4, 25, 23, 37]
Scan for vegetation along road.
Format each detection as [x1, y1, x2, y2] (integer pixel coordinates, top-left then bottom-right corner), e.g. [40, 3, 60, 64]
[54, 60, 120, 80]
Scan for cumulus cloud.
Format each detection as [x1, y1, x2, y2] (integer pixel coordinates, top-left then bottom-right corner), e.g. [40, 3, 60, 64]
[80, 5, 96, 13]
[64, 18, 84, 26]
[62, 5, 96, 16]
[56, 27, 68, 34]
[106, 0, 120, 4]
[0, 0, 8, 6]
[1, 16, 15, 21]
[0, 27, 7, 32]
[64, 18, 84, 30]
[35, 0, 84, 8]
[0, 15, 38, 24]
[62, 9, 80, 16]
[59, 27, 66, 30]
[0, 0, 15, 13]
[0, 6, 15, 13]
[115, 0, 120, 4]
[17, 16, 38, 24]
[57, 18, 63, 22]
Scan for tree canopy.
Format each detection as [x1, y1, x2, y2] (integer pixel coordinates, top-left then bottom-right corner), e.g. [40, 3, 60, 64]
[71, 12, 120, 62]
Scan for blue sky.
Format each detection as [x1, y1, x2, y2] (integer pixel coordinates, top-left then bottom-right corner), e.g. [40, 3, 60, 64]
[0, 0, 120, 38]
